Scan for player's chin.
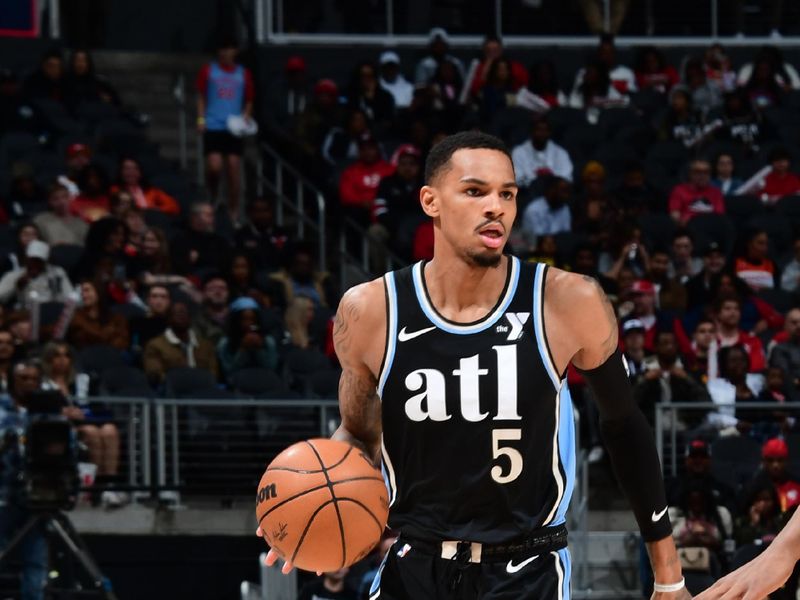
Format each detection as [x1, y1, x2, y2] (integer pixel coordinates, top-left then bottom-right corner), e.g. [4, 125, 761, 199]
[466, 247, 504, 268]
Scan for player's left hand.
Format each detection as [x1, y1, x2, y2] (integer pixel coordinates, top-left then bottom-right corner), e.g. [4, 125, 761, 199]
[651, 588, 692, 600]
[255, 528, 322, 576]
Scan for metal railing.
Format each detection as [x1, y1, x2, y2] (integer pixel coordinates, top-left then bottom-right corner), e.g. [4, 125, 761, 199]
[337, 216, 408, 291]
[257, 141, 327, 271]
[654, 400, 800, 477]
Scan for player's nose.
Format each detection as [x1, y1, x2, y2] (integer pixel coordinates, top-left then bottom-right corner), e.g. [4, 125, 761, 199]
[483, 191, 504, 218]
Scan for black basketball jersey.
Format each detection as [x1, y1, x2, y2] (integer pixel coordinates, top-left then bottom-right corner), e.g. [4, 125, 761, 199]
[377, 256, 576, 544]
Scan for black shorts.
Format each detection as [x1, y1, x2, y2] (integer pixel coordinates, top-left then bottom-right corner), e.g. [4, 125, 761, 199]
[203, 130, 243, 156]
[369, 539, 572, 600]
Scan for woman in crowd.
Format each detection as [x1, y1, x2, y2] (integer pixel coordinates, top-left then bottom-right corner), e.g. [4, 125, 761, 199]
[479, 57, 515, 123]
[635, 46, 679, 94]
[64, 49, 120, 109]
[109, 157, 180, 215]
[41, 341, 126, 507]
[671, 479, 730, 573]
[734, 228, 777, 291]
[744, 57, 785, 111]
[0, 222, 40, 273]
[217, 297, 278, 378]
[227, 251, 276, 308]
[735, 481, 787, 547]
[70, 164, 111, 223]
[569, 61, 625, 110]
[657, 85, 703, 147]
[68, 279, 129, 350]
[131, 227, 196, 300]
[526, 60, 566, 108]
[346, 61, 395, 129]
[284, 295, 316, 350]
[711, 153, 743, 196]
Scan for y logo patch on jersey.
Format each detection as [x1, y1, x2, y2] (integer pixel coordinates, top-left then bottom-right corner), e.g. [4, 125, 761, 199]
[504, 312, 530, 341]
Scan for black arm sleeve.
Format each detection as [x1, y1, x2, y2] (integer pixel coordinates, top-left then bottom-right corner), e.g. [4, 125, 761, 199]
[577, 348, 672, 542]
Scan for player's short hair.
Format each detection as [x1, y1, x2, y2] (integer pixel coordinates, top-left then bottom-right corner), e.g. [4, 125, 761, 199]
[424, 131, 512, 184]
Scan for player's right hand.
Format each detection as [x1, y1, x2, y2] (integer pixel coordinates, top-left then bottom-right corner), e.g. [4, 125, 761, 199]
[256, 528, 322, 576]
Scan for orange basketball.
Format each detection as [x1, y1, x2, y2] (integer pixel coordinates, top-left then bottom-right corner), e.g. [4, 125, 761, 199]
[256, 438, 389, 572]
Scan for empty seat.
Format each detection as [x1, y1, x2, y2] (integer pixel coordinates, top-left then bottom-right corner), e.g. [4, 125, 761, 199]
[755, 288, 795, 313]
[646, 141, 689, 178]
[724, 195, 765, 229]
[49, 244, 84, 274]
[546, 107, 586, 140]
[76, 344, 126, 377]
[229, 367, 284, 397]
[488, 107, 534, 148]
[100, 365, 151, 396]
[774, 195, 800, 225]
[39, 301, 65, 326]
[309, 369, 342, 399]
[686, 214, 736, 257]
[710, 436, 761, 492]
[0, 132, 39, 167]
[164, 367, 218, 398]
[637, 214, 677, 251]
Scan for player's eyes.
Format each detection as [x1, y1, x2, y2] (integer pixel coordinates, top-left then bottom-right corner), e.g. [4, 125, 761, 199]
[465, 187, 482, 197]
[501, 191, 515, 200]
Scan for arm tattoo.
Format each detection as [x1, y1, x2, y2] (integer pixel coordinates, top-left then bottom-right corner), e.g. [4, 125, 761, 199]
[337, 368, 381, 459]
[581, 275, 619, 360]
[332, 293, 361, 357]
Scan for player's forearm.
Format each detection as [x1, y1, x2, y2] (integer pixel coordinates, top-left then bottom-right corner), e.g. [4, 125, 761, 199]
[769, 509, 800, 561]
[646, 537, 683, 584]
[331, 424, 381, 466]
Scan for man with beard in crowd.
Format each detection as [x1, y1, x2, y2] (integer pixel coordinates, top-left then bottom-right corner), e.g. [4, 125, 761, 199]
[686, 242, 727, 308]
[192, 274, 230, 346]
[520, 176, 572, 241]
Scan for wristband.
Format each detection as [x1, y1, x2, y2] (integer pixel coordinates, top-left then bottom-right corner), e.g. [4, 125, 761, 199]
[653, 577, 685, 593]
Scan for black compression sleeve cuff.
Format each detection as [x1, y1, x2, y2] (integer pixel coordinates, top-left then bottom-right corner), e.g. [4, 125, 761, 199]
[578, 349, 672, 542]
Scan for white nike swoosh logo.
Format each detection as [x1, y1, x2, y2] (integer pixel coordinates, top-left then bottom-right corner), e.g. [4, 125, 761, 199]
[651, 506, 668, 522]
[397, 326, 436, 342]
[506, 554, 539, 573]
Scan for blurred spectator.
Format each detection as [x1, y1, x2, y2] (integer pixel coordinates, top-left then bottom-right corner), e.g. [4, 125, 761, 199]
[0, 330, 13, 392]
[571, 35, 636, 98]
[753, 366, 795, 438]
[769, 307, 800, 361]
[369, 145, 423, 267]
[570, 243, 618, 295]
[285, 296, 315, 350]
[346, 61, 395, 129]
[615, 160, 663, 217]
[170, 202, 232, 276]
[735, 480, 787, 547]
[108, 190, 134, 218]
[578, 0, 631, 34]
[5, 164, 44, 222]
[623, 280, 661, 348]
[714, 295, 766, 372]
[686, 242, 728, 308]
[322, 108, 370, 166]
[601, 223, 650, 281]
[132, 227, 195, 293]
[7, 311, 33, 358]
[0, 68, 44, 137]
[710, 152, 743, 196]
[657, 85, 702, 147]
[683, 318, 717, 383]
[669, 230, 703, 283]
[338, 135, 394, 226]
[478, 57, 517, 123]
[737, 46, 800, 90]
[745, 439, 800, 513]
[40, 341, 125, 507]
[378, 51, 413, 109]
[33, 183, 89, 246]
[707, 89, 765, 153]
[512, 116, 573, 191]
[428, 60, 464, 121]
[298, 568, 356, 600]
[744, 56, 785, 110]
[73, 217, 132, 295]
[668, 159, 725, 225]
[670, 479, 729, 566]
[634, 46, 679, 94]
[0, 223, 40, 274]
[755, 147, 800, 203]
[703, 44, 737, 92]
[58, 143, 92, 198]
[667, 439, 736, 513]
[64, 49, 119, 109]
[621, 318, 647, 378]
[525, 60, 566, 108]
[270, 245, 333, 309]
[124, 207, 149, 254]
[70, 165, 111, 223]
[294, 79, 343, 159]
[683, 57, 723, 116]
[130, 284, 170, 351]
[227, 252, 275, 308]
[143, 301, 218, 384]
[779, 238, 800, 293]
[648, 247, 687, 312]
[710, 271, 783, 335]
[192, 275, 230, 346]
[235, 197, 291, 275]
[23, 49, 66, 103]
[0, 240, 74, 310]
[568, 60, 626, 110]
[414, 28, 464, 85]
[196, 37, 254, 224]
[734, 228, 776, 291]
[109, 157, 180, 216]
[705, 344, 763, 434]
[266, 55, 308, 128]
[634, 329, 709, 427]
[469, 36, 528, 98]
[67, 280, 129, 351]
[573, 161, 615, 249]
[520, 176, 572, 241]
[217, 297, 278, 377]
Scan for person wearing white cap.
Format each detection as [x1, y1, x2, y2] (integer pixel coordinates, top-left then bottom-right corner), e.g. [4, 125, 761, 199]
[378, 51, 414, 108]
[414, 27, 464, 85]
[0, 239, 74, 309]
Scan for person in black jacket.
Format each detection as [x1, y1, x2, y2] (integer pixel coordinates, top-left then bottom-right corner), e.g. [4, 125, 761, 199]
[234, 197, 291, 275]
[169, 202, 231, 277]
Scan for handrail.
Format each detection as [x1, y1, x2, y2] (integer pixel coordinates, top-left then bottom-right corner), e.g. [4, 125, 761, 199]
[258, 141, 327, 270]
[338, 216, 408, 291]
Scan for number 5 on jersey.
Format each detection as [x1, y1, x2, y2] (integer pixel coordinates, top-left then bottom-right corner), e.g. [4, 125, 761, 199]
[491, 428, 523, 484]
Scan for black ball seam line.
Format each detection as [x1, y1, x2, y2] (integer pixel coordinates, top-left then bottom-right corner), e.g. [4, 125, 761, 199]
[289, 498, 337, 565]
[305, 439, 349, 569]
[266, 445, 354, 475]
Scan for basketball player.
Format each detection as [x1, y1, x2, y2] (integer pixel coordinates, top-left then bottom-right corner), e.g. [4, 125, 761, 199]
[261, 132, 690, 598]
[695, 508, 800, 599]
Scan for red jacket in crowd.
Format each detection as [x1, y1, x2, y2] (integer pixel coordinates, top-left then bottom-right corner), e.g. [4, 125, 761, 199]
[761, 171, 800, 201]
[668, 183, 725, 223]
[339, 160, 395, 209]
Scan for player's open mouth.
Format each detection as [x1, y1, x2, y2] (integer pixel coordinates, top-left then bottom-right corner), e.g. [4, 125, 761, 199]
[478, 226, 504, 249]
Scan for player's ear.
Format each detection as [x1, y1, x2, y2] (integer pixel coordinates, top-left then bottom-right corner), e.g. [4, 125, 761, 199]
[420, 185, 439, 218]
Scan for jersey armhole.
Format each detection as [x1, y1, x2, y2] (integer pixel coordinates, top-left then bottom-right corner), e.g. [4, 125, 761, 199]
[534, 264, 564, 386]
[377, 272, 398, 398]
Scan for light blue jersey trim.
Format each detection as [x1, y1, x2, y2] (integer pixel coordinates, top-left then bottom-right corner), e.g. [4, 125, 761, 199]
[411, 257, 520, 334]
[554, 382, 576, 524]
[558, 548, 572, 600]
[377, 271, 398, 398]
[532, 263, 560, 389]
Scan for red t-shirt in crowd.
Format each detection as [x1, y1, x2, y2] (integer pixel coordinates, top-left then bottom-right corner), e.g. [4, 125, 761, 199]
[668, 183, 725, 222]
[195, 62, 255, 102]
[776, 479, 800, 512]
[720, 331, 766, 372]
[338, 160, 394, 208]
[413, 220, 434, 261]
[70, 195, 111, 223]
[762, 171, 800, 200]
[635, 66, 680, 94]
[469, 59, 529, 96]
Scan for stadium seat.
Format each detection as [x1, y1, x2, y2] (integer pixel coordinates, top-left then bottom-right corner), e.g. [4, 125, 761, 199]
[775, 195, 800, 226]
[755, 288, 796, 313]
[309, 369, 342, 398]
[164, 367, 218, 398]
[74, 100, 121, 126]
[49, 244, 84, 274]
[747, 213, 793, 257]
[546, 107, 585, 140]
[283, 348, 332, 393]
[0, 132, 39, 167]
[645, 141, 689, 178]
[596, 108, 643, 140]
[591, 141, 639, 176]
[229, 368, 285, 397]
[76, 344, 126, 377]
[100, 366, 152, 397]
[488, 107, 534, 148]
[637, 214, 677, 251]
[553, 231, 588, 264]
[710, 436, 761, 492]
[724, 195, 764, 230]
[686, 214, 736, 257]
